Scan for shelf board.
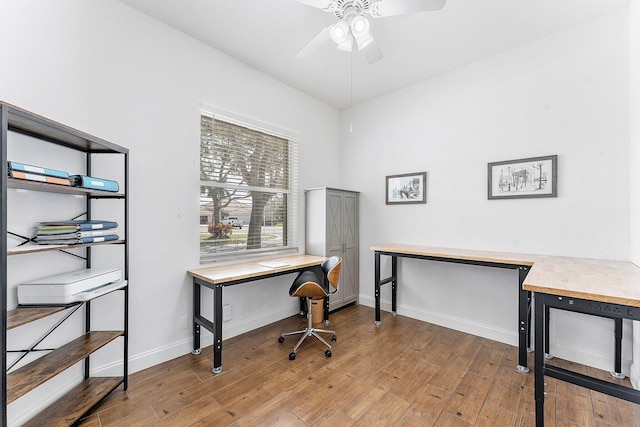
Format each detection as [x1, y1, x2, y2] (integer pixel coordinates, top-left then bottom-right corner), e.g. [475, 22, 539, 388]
[7, 305, 79, 330]
[8, 240, 125, 256]
[7, 331, 124, 403]
[7, 177, 124, 198]
[22, 376, 124, 427]
[2, 101, 128, 154]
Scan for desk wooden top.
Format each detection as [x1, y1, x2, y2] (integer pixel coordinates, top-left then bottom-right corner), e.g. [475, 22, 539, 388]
[370, 243, 537, 266]
[523, 256, 640, 307]
[373, 244, 640, 306]
[187, 254, 325, 285]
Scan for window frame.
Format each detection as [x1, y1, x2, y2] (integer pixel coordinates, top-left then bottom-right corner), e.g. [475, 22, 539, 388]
[199, 107, 299, 263]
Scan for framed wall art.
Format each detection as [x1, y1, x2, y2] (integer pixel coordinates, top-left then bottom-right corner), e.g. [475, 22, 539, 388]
[386, 172, 427, 205]
[488, 155, 557, 200]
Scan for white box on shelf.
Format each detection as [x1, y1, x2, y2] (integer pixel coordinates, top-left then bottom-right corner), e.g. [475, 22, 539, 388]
[18, 268, 124, 305]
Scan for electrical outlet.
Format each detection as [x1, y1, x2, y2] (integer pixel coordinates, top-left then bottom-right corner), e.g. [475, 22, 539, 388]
[223, 304, 232, 322]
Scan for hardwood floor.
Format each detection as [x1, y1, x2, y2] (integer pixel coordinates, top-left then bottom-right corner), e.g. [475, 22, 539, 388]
[79, 305, 640, 426]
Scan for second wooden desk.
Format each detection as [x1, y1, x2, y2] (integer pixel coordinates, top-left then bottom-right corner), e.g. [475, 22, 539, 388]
[371, 243, 537, 373]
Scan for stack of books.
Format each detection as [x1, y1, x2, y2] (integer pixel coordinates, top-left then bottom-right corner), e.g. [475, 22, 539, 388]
[7, 161, 71, 186]
[35, 220, 119, 245]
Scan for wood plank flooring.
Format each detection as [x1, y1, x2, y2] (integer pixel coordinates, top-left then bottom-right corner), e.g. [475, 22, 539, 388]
[78, 305, 640, 426]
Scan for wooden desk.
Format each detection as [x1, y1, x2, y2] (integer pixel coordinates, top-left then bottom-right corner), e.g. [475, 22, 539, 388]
[524, 256, 640, 426]
[188, 254, 325, 373]
[371, 243, 537, 373]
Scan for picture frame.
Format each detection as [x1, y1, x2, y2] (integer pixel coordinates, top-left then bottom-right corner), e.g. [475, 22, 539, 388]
[488, 155, 557, 200]
[386, 172, 427, 205]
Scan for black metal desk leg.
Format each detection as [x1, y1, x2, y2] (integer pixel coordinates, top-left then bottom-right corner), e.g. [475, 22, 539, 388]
[375, 251, 381, 326]
[391, 256, 397, 316]
[192, 281, 201, 355]
[213, 283, 223, 373]
[534, 292, 546, 427]
[612, 318, 624, 379]
[544, 305, 551, 359]
[543, 305, 624, 379]
[517, 266, 530, 373]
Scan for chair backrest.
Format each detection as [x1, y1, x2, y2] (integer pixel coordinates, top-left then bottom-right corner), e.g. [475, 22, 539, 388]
[322, 256, 342, 290]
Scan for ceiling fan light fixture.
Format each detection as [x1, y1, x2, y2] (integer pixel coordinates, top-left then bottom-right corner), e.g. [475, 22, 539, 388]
[350, 15, 373, 50]
[336, 34, 354, 51]
[355, 31, 373, 50]
[296, 0, 447, 62]
[350, 15, 370, 37]
[329, 20, 349, 44]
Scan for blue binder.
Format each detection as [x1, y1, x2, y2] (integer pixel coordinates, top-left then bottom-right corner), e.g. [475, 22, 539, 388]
[8, 161, 69, 178]
[35, 234, 120, 245]
[38, 220, 118, 231]
[70, 175, 119, 192]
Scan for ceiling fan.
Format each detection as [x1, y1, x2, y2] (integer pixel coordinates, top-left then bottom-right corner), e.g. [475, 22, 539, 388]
[295, 0, 447, 64]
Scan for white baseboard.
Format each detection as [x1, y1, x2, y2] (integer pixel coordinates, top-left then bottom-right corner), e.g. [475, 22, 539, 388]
[358, 295, 518, 346]
[359, 294, 630, 375]
[126, 304, 298, 375]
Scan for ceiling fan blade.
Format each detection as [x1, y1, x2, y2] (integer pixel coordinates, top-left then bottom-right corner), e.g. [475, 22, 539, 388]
[362, 39, 383, 64]
[294, 0, 334, 11]
[295, 25, 332, 58]
[370, 0, 446, 17]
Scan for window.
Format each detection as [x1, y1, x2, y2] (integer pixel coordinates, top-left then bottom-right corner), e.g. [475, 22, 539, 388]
[199, 111, 299, 262]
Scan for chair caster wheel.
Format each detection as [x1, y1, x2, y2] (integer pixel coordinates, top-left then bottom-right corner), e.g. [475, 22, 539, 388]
[331, 335, 337, 342]
[289, 352, 296, 360]
[325, 350, 332, 358]
[278, 336, 284, 343]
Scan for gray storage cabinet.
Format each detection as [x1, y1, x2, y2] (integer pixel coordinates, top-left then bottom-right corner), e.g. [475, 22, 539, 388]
[305, 188, 359, 311]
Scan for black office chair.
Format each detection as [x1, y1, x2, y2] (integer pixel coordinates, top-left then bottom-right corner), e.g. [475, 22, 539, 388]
[278, 256, 341, 360]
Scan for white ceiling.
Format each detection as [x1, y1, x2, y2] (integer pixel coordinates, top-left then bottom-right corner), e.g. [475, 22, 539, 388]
[117, 0, 629, 110]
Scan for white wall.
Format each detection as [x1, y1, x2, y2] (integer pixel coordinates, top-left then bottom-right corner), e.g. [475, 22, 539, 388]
[0, 0, 341, 424]
[630, 3, 640, 264]
[628, 0, 640, 388]
[0, 0, 636, 424]
[344, 10, 631, 373]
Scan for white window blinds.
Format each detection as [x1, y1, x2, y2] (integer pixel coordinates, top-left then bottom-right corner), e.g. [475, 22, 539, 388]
[199, 112, 299, 261]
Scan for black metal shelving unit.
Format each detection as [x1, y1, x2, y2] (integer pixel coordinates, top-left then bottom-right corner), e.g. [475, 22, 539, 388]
[1, 102, 129, 426]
